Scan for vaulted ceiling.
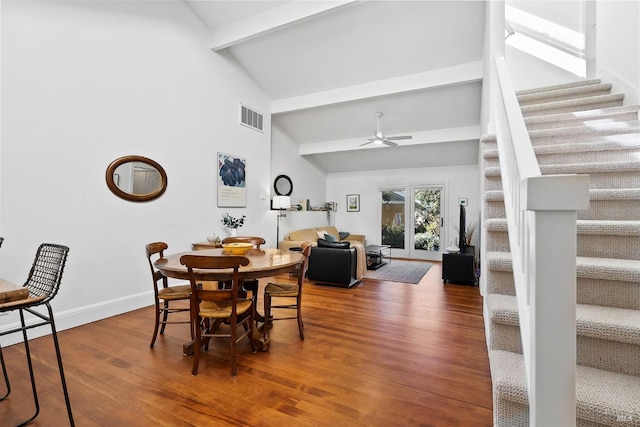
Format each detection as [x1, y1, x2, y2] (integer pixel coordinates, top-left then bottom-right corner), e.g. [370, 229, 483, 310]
[184, 0, 486, 172]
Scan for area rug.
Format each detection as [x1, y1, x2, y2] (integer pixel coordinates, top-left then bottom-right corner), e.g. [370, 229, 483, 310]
[364, 260, 433, 284]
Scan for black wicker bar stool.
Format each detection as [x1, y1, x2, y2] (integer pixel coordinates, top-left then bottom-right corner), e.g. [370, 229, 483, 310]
[0, 243, 74, 426]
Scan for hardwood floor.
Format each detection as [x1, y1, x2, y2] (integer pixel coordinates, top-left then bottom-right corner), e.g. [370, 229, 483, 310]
[0, 261, 492, 426]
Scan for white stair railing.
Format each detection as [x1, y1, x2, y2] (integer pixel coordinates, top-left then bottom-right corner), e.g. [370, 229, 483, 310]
[492, 54, 590, 426]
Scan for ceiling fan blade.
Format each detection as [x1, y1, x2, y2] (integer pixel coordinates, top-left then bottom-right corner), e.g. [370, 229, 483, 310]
[382, 139, 398, 147]
[386, 135, 412, 140]
[359, 141, 374, 146]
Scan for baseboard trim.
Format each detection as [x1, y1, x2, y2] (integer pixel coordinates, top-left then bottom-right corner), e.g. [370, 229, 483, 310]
[0, 291, 152, 347]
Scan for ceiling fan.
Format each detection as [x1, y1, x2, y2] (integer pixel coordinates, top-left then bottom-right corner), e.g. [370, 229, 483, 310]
[360, 112, 412, 147]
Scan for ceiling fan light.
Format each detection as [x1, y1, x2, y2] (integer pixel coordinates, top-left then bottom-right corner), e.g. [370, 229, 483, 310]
[373, 139, 382, 145]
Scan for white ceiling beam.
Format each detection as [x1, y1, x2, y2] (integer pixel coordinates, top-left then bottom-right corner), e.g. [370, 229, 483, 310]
[209, 1, 357, 51]
[271, 61, 483, 114]
[298, 125, 482, 155]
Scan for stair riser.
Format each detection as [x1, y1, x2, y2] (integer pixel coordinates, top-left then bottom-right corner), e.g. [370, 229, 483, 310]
[487, 262, 639, 310]
[490, 322, 522, 353]
[579, 199, 640, 221]
[518, 88, 612, 107]
[489, 319, 640, 376]
[485, 169, 640, 190]
[486, 269, 516, 296]
[484, 175, 503, 191]
[577, 234, 640, 260]
[481, 140, 497, 150]
[483, 157, 500, 169]
[571, 170, 639, 189]
[526, 112, 640, 131]
[486, 230, 640, 260]
[493, 400, 529, 427]
[580, 336, 640, 376]
[522, 100, 624, 118]
[484, 200, 506, 220]
[536, 148, 640, 164]
[578, 278, 640, 310]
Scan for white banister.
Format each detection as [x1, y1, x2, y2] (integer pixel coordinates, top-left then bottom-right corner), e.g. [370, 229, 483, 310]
[492, 54, 590, 426]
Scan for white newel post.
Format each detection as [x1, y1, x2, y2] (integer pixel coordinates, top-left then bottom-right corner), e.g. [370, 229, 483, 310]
[523, 175, 590, 426]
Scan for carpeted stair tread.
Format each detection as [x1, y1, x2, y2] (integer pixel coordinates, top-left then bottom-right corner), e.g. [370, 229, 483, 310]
[517, 83, 613, 106]
[488, 294, 519, 326]
[486, 251, 512, 272]
[484, 189, 505, 201]
[488, 293, 640, 346]
[576, 220, 640, 236]
[539, 160, 640, 175]
[515, 79, 602, 96]
[577, 305, 640, 346]
[490, 350, 640, 425]
[485, 218, 509, 232]
[576, 256, 640, 283]
[590, 188, 640, 200]
[487, 251, 640, 283]
[489, 350, 529, 405]
[576, 364, 640, 426]
[520, 93, 625, 117]
[487, 218, 640, 236]
[484, 188, 640, 203]
[527, 120, 640, 139]
[524, 105, 640, 128]
[483, 138, 640, 160]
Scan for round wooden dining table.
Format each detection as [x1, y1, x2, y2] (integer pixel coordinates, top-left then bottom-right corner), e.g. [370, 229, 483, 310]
[154, 247, 303, 352]
[154, 247, 302, 281]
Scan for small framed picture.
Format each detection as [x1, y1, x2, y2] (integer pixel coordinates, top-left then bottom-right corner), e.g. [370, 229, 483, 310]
[346, 194, 360, 212]
[459, 198, 468, 206]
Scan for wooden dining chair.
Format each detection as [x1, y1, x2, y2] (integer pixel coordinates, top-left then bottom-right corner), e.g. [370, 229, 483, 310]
[180, 254, 256, 376]
[221, 236, 265, 317]
[145, 242, 192, 348]
[263, 242, 312, 340]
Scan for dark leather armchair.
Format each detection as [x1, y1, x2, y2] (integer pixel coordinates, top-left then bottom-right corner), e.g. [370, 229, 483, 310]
[307, 245, 359, 288]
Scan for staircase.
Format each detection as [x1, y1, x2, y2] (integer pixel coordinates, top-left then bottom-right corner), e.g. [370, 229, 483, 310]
[483, 79, 640, 426]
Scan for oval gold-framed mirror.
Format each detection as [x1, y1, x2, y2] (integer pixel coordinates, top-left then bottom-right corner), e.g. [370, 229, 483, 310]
[106, 155, 167, 202]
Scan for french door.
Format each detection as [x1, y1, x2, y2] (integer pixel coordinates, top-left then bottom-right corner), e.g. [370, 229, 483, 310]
[380, 185, 444, 261]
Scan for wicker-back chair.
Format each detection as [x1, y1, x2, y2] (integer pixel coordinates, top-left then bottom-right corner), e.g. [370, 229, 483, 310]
[0, 243, 74, 426]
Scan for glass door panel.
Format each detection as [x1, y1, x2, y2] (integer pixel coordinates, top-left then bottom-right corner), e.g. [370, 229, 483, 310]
[381, 189, 406, 255]
[410, 186, 443, 260]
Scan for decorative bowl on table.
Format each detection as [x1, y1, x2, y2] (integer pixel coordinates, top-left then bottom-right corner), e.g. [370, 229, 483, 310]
[222, 242, 253, 255]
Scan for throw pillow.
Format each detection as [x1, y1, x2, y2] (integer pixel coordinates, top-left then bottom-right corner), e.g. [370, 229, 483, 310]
[316, 230, 327, 239]
[317, 238, 350, 249]
[323, 233, 338, 242]
[338, 231, 350, 240]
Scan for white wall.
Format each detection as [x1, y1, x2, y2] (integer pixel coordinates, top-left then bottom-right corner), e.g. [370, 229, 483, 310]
[271, 124, 326, 207]
[506, 45, 581, 91]
[596, 0, 639, 105]
[0, 0, 272, 341]
[326, 164, 480, 258]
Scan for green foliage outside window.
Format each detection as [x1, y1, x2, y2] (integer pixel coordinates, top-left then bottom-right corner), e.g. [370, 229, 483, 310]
[382, 224, 405, 249]
[414, 189, 441, 251]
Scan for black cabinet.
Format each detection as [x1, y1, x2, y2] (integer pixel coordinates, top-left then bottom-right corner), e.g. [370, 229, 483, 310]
[442, 246, 476, 286]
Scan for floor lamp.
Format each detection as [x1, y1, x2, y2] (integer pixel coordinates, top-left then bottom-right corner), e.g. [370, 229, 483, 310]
[273, 195, 290, 248]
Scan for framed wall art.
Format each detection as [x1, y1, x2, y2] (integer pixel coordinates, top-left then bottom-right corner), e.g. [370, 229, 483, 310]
[217, 152, 247, 207]
[346, 194, 360, 212]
